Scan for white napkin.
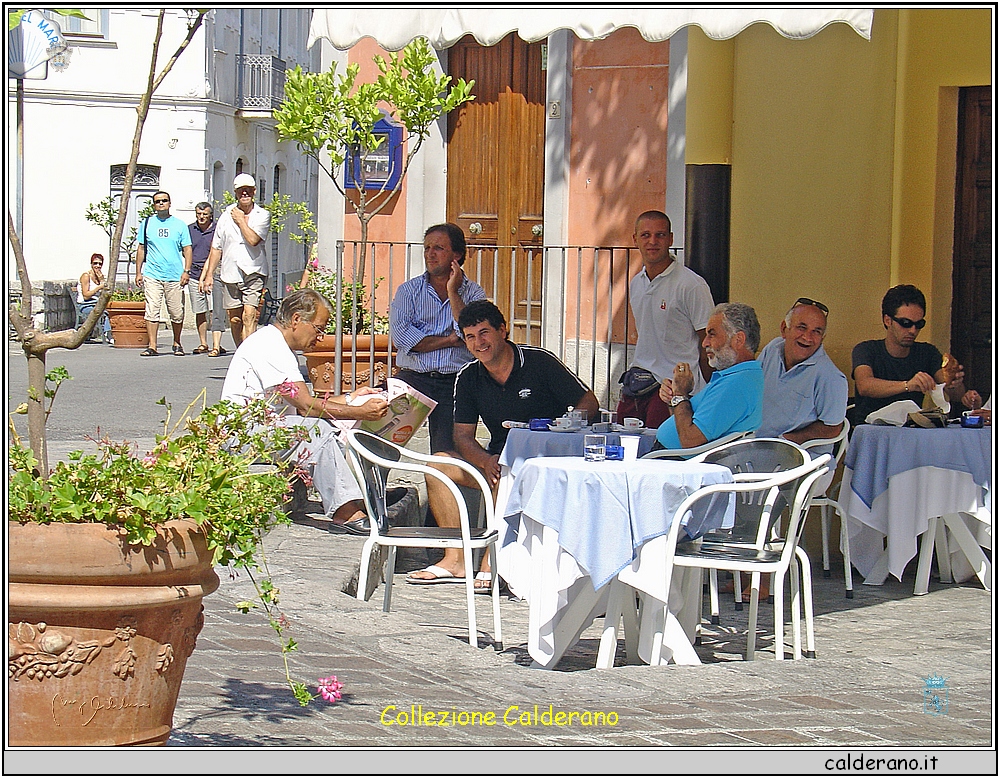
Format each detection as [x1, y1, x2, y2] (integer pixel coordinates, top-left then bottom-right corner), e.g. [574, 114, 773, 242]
[929, 383, 950, 414]
[866, 399, 922, 426]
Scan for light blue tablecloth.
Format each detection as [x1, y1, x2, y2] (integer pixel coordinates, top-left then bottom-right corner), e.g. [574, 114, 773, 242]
[502, 457, 734, 589]
[498, 427, 659, 476]
[845, 425, 992, 509]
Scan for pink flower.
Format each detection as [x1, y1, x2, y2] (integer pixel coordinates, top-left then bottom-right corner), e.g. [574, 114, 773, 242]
[317, 675, 344, 703]
[275, 381, 299, 399]
[310, 258, 319, 270]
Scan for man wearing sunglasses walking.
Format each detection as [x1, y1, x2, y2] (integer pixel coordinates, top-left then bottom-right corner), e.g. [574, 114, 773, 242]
[851, 284, 967, 423]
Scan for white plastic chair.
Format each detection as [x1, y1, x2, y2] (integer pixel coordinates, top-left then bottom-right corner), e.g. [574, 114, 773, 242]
[344, 429, 502, 649]
[800, 419, 853, 598]
[673, 454, 831, 660]
[597, 477, 739, 668]
[689, 437, 810, 623]
[640, 429, 751, 460]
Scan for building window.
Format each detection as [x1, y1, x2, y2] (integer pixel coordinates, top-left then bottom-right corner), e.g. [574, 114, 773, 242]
[44, 9, 110, 40]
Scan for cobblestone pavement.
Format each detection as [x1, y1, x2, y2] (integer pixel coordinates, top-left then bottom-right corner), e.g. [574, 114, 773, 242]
[6, 340, 995, 774]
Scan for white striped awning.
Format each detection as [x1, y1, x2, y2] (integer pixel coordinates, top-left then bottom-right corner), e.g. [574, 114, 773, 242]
[308, 8, 874, 51]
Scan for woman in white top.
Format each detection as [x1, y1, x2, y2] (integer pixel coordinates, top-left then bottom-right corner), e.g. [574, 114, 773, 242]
[77, 253, 111, 339]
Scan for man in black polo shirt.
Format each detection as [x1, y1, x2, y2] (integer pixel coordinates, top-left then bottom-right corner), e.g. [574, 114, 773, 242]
[407, 300, 599, 585]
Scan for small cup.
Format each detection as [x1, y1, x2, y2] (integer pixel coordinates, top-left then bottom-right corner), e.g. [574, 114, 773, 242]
[552, 417, 574, 430]
[623, 417, 643, 431]
[584, 434, 607, 462]
[619, 435, 641, 461]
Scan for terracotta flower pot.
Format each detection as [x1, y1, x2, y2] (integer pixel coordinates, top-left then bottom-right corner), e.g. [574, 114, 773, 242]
[106, 300, 149, 349]
[304, 334, 397, 393]
[7, 519, 220, 746]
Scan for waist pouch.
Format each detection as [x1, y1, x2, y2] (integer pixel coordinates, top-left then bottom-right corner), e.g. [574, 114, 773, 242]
[618, 366, 660, 398]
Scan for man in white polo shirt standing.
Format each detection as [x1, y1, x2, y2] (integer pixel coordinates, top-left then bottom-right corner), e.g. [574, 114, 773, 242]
[616, 210, 715, 429]
[202, 173, 271, 346]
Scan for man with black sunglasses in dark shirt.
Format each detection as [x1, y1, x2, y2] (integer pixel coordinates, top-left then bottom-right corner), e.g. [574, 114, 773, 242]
[851, 284, 967, 423]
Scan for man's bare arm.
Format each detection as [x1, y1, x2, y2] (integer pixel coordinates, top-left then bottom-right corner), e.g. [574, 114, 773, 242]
[781, 419, 843, 444]
[453, 422, 500, 486]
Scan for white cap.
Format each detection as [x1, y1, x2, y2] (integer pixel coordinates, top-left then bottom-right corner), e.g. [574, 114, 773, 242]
[233, 173, 256, 190]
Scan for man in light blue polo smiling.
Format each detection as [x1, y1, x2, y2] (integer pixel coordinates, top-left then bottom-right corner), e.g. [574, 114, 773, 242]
[654, 302, 764, 450]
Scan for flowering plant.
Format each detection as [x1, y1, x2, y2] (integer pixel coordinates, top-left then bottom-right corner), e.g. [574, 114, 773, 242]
[289, 258, 389, 336]
[8, 373, 342, 707]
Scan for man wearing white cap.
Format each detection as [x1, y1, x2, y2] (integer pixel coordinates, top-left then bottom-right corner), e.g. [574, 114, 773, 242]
[202, 173, 271, 346]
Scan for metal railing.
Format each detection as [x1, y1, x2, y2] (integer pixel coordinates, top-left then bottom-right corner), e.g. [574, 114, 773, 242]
[236, 54, 286, 111]
[324, 240, 684, 408]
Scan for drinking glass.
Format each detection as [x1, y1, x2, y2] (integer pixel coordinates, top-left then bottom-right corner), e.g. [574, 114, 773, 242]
[584, 434, 607, 462]
[600, 410, 617, 427]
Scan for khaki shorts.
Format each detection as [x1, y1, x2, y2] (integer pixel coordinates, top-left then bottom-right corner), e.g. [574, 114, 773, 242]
[189, 283, 211, 315]
[143, 278, 184, 323]
[222, 272, 265, 310]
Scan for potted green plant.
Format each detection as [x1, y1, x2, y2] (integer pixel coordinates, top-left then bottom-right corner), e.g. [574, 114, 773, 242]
[288, 261, 394, 392]
[104, 284, 148, 348]
[8, 375, 340, 746]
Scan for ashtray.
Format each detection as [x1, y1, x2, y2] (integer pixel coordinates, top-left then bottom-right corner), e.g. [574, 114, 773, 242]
[961, 411, 985, 428]
[529, 418, 553, 431]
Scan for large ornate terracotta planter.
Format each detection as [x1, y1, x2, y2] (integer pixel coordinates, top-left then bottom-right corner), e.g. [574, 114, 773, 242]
[106, 300, 149, 348]
[8, 519, 220, 746]
[304, 334, 397, 393]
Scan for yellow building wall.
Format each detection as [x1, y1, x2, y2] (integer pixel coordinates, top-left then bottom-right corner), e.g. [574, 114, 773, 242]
[690, 8, 992, 385]
[893, 8, 993, 351]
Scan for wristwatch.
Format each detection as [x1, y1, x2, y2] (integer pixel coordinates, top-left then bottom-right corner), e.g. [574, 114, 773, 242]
[669, 394, 690, 407]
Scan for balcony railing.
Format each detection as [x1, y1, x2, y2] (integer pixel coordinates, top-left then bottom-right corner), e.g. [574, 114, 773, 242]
[320, 240, 684, 409]
[236, 54, 285, 113]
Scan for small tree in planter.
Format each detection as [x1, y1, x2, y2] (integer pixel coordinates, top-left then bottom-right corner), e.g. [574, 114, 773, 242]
[7, 8, 206, 476]
[84, 197, 155, 285]
[274, 36, 474, 318]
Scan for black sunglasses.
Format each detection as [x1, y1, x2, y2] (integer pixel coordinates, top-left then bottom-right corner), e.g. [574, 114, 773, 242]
[890, 315, 926, 330]
[794, 297, 829, 315]
[153, 198, 170, 204]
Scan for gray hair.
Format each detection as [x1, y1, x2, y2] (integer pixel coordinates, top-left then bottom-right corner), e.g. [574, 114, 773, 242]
[714, 302, 761, 353]
[276, 288, 331, 326]
[194, 201, 213, 213]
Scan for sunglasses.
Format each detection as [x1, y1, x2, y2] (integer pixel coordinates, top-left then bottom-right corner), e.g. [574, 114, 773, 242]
[153, 198, 169, 204]
[890, 315, 926, 330]
[794, 297, 829, 315]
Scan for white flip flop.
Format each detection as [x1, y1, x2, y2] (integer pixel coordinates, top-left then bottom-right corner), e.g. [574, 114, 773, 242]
[406, 564, 466, 585]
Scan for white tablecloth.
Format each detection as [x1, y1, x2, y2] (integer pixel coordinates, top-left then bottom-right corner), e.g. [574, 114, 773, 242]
[494, 426, 659, 535]
[840, 425, 992, 584]
[498, 457, 735, 668]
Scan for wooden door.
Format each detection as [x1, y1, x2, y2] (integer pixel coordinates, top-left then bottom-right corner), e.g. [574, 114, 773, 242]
[950, 86, 992, 396]
[447, 34, 545, 344]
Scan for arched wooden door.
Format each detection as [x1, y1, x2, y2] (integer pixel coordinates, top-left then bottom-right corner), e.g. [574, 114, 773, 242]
[447, 34, 546, 344]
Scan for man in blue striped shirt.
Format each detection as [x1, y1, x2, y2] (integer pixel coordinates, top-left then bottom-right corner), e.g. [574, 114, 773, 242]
[390, 224, 487, 452]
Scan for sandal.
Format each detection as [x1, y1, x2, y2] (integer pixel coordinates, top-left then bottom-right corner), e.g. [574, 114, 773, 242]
[172, 344, 185, 356]
[139, 348, 158, 357]
[192, 345, 209, 355]
[208, 348, 222, 357]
